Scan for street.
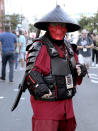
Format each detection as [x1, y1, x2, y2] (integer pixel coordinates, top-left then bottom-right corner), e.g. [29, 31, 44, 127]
[0, 64, 98, 131]
[74, 66, 98, 131]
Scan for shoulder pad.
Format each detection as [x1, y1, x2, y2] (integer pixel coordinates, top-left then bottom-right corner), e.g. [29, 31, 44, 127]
[33, 41, 42, 50]
[64, 39, 74, 57]
[26, 36, 43, 51]
[27, 41, 42, 53]
[26, 42, 42, 73]
[26, 42, 33, 51]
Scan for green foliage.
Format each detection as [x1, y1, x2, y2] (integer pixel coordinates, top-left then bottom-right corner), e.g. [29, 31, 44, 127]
[29, 23, 37, 32]
[0, 14, 25, 31]
[78, 11, 98, 33]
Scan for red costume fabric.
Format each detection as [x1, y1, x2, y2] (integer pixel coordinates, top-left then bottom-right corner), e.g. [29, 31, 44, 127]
[29, 44, 82, 130]
[32, 117, 76, 131]
[22, 5, 84, 131]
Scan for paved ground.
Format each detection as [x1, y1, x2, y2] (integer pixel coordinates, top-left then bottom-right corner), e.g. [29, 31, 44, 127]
[74, 67, 98, 131]
[0, 62, 32, 131]
[0, 62, 98, 131]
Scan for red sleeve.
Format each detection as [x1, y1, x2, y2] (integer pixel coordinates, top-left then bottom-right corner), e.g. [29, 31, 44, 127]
[74, 53, 83, 85]
[76, 76, 82, 85]
[74, 52, 78, 64]
[26, 51, 29, 64]
[33, 45, 50, 76]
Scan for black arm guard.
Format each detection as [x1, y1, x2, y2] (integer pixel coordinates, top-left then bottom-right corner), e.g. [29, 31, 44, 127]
[79, 64, 87, 77]
[28, 70, 49, 97]
[26, 40, 49, 97]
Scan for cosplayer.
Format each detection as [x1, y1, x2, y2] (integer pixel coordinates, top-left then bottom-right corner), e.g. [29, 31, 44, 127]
[26, 5, 87, 131]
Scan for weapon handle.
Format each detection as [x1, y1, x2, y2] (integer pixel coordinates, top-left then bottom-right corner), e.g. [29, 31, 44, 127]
[11, 85, 22, 111]
[35, 29, 41, 38]
[11, 70, 27, 111]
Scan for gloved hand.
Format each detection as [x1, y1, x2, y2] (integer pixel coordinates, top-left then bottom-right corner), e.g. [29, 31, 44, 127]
[28, 82, 49, 97]
[76, 64, 87, 77]
[27, 70, 50, 98]
[34, 84, 49, 97]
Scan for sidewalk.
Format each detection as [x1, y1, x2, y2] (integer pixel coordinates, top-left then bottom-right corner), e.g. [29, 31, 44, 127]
[0, 53, 1, 62]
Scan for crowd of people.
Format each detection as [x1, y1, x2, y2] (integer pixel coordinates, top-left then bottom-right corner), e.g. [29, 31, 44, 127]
[65, 30, 98, 70]
[0, 25, 97, 83]
[0, 5, 98, 131]
[0, 25, 26, 82]
[14, 30, 26, 71]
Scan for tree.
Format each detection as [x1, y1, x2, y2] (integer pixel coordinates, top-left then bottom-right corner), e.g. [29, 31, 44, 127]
[78, 11, 98, 33]
[79, 16, 89, 30]
[94, 11, 98, 32]
[0, 14, 25, 31]
[29, 23, 37, 32]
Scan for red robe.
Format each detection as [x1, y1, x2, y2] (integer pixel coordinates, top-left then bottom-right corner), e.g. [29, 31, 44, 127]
[30, 44, 82, 119]
[28, 44, 82, 131]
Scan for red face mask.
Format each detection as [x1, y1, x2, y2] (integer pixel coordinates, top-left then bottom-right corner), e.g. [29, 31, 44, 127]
[48, 23, 67, 40]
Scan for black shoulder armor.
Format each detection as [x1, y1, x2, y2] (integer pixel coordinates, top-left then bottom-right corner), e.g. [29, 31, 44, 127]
[26, 41, 42, 73]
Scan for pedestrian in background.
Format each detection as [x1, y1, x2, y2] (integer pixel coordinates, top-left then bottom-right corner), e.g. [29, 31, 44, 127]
[0, 25, 17, 82]
[91, 33, 98, 67]
[14, 32, 20, 70]
[77, 29, 94, 69]
[18, 30, 26, 70]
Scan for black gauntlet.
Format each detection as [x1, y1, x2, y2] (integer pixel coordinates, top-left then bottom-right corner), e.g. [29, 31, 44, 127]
[78, 64, 87, 77]
[27, 70, 49, 97]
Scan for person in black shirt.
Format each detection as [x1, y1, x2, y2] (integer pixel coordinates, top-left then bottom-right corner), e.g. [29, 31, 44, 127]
[91, 33, 98, 67]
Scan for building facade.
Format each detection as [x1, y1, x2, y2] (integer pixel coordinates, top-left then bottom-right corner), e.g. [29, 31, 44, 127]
[0, 0, 5, 32]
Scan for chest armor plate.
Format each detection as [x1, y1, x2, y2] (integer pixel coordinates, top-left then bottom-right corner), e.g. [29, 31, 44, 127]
[51, 57, 71, 76]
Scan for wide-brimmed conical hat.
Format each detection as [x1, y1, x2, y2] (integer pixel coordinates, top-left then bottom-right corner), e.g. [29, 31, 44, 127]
[34, 5, 80, 32]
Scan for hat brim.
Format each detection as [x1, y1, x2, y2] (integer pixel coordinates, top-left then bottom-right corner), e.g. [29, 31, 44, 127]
[34, 22, 80, 32]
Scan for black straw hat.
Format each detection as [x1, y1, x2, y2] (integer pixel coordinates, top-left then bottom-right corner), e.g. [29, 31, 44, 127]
[34, 5, 80, 32]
